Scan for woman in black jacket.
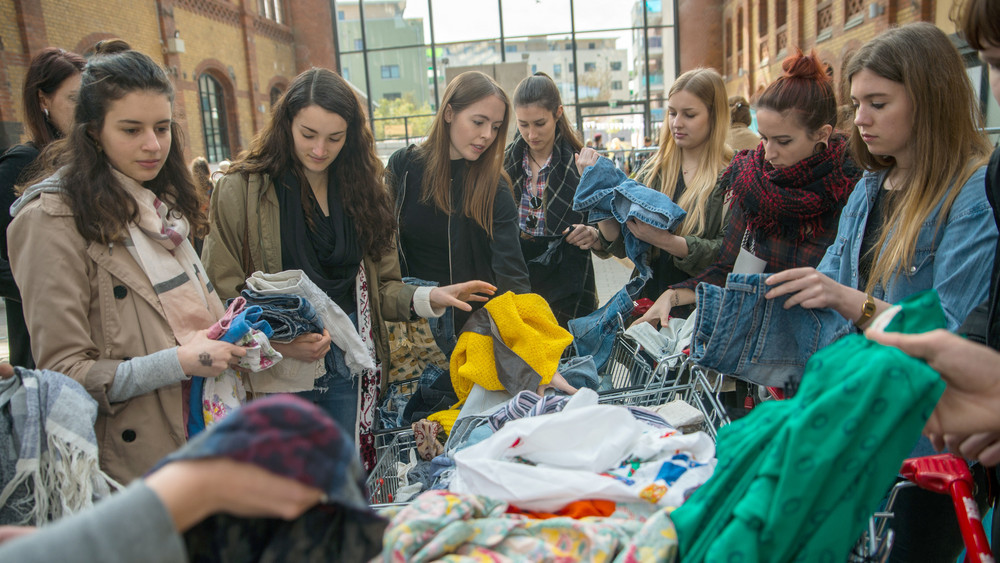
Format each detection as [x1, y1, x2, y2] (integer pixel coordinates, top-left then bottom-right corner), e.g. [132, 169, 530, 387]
[386, 71, 529, 333]
[0, 47, 85, 368]
[503, 72, 598, 326]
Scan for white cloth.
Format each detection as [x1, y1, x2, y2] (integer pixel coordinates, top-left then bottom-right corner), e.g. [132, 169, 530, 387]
[246, 269, 374, 375]
[624, 314, 696, 362]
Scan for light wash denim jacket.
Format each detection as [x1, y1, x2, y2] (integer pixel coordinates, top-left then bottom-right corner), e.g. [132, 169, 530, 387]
[817, 166, 995, 331]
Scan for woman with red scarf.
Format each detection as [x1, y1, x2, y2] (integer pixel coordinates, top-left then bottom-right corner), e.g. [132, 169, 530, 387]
[636, 51, 862, 326]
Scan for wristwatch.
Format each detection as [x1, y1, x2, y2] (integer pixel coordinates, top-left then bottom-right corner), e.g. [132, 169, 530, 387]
[854, 294, 877, 329]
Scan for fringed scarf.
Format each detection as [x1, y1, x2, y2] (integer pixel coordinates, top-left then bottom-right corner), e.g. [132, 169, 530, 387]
[0, 368, 122, 525]
[728, 134, 858, 241]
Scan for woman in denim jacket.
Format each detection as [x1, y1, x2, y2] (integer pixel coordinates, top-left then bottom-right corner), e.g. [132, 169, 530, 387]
[766, 23, 996, 563]
[587, 68, 734, 318]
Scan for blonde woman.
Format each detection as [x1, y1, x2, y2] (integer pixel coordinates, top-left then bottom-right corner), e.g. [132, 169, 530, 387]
[579, 68, 733, 315]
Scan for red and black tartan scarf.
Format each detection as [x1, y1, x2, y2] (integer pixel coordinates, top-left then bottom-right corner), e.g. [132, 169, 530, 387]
[728, 133, 858, 240]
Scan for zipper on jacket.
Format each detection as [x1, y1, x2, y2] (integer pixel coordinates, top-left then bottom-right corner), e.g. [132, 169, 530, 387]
[395, 170, 409, 275]
[447, 213, 454, 285]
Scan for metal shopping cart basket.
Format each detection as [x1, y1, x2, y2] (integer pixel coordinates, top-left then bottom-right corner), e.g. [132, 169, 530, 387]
[599, 331, 731, 440]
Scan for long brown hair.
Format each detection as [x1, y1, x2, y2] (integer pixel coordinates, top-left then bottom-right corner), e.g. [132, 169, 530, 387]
[21, 47, 86, 149]
[30, 39, 205, 243]
[845, 23, 992, 293]
[227, 68, 395, 260]
[512, 72, 583, 153]
[417, 71, 511, 237]
[636, 68, 733, 237]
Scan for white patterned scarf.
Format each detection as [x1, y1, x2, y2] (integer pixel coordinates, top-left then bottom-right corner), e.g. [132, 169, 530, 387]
[114, 170, 225, 344]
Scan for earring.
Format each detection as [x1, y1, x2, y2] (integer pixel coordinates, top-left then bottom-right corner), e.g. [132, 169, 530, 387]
[43, 108, 50, 120]
[813, 141, 827, 154]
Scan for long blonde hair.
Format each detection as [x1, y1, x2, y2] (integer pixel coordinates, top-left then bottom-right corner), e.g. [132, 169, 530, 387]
[846, 23, 992, 293]
[417, 71, 511, 237]
[636, 68, 733, 237]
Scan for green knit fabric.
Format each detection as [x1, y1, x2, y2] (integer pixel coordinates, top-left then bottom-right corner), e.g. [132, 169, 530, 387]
[673, 290, 947, 562]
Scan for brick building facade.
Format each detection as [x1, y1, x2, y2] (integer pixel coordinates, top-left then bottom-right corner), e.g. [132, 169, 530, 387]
[716, 0, 960, 101]
[0, 0, 338, 161]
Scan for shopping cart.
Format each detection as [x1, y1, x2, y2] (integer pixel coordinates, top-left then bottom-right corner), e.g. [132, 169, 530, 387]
[367, 429, 416, 507]
[599, 331, 731, 439]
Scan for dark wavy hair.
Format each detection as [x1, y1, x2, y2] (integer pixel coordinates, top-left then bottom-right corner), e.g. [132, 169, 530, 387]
[753, 51, 837, 134]
[228, 68, 394, 260]
[22, 47, 86, 149]
[36, 39, 205, 243]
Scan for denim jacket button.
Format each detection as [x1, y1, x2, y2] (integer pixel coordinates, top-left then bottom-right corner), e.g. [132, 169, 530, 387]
[113, 285, 128, 299]
[909, 266, 917, 274]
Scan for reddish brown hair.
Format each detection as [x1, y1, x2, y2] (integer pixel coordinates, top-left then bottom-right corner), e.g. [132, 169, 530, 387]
[22, 48, 86, 148]
[754, 51, 837, 134]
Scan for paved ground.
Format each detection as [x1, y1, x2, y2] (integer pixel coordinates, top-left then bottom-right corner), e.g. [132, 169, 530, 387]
[0, 256, 633, 365]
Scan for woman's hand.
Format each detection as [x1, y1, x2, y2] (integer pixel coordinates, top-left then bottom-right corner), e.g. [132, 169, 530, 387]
[575, 148, 600, 176]
[0, 526, 36, 545]
[564, 224, 602, 251]
[632, 290, 678, 329]
[145, 457, 326, 533]
[430, 281, 497, 312]
[764, 267, 857, 314]
[271, 329, 332, 363]
[625, 218, 688, 257]
[177, 330, 248, 378]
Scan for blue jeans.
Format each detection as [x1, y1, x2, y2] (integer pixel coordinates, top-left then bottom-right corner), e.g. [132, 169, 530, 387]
[690, 273, 850, 387]
[574, 158, 686, 279]
[297, 315, 358, 436]
[568, 285, 637, 373]
[238, 290, 324, 340]
[402, 277, 457, 356]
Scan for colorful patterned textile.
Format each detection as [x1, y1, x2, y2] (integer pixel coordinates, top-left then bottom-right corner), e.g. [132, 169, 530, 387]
[356, 266, 382, 471]
[379, 490, 679, 563]
[151, 394, 386, 562]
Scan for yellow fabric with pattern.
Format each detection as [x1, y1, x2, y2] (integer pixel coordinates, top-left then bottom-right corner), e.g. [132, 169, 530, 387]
[450, 292, 573, 404]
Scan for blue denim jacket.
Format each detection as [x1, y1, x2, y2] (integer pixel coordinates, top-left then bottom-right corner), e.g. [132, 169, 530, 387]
[574, 158, 686, 281]
[817, 166, 995, 331]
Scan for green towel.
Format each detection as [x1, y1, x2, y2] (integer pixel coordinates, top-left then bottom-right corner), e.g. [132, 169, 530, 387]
[673, 290, 947, 562]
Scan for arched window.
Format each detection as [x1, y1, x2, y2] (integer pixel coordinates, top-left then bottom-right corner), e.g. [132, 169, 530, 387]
[198, 73, 231, 163]
[759, 0, 768, 36]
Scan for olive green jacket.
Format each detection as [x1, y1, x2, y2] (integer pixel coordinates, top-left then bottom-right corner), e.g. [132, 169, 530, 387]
[202, 172, 416, 374]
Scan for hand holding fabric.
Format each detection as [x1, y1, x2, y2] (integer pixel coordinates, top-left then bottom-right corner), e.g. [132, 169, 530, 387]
[867, 328, 1000, 445]
[177, 330, 248, 378]
[564, 224, 602, 251]
[429, 280, 496, 312]
[271, 329, 332, 363]
[144, 457, 325, 533]
[764, 266, 861, 318]
[633, 289, 676, 329]
[574, 148, 600, 176]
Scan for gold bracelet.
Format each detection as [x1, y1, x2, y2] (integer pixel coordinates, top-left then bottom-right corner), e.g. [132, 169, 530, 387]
[855, 294, 876, 329]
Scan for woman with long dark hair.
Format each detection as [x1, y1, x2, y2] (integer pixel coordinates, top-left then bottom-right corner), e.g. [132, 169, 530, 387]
[503, 72, 596, 326]
[0, 47, 85, 368]
[8, 40, 245, 482]
[203, 68, 492, 464]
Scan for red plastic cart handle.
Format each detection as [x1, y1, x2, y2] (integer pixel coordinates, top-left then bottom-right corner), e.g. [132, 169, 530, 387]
[899, 454, 993, 563]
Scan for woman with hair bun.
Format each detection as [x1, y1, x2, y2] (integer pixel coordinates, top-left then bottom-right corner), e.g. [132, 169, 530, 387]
[726, 95, 761, 152]
[503, 72, 597, 326]
[638, 51, 862, 326]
